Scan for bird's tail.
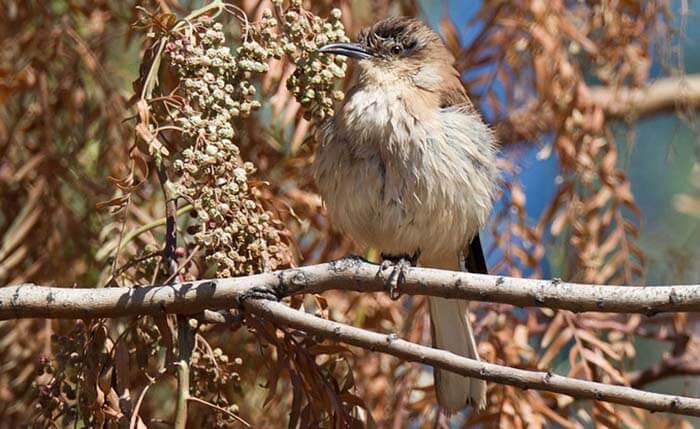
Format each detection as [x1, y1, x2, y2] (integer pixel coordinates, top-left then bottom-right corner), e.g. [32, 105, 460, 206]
[423, 254, 487, 413]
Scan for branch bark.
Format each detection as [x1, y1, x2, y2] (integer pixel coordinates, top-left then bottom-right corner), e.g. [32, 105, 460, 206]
[587, 74, 700, 119]
[242, 299, 700, 417]
[2, 259, 700, 320]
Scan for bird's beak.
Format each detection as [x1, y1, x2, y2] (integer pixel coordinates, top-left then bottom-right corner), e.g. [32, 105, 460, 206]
[319, 42, 373, 60]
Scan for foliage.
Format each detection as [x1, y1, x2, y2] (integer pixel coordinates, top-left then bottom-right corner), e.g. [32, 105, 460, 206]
[0, 0, 697, 428]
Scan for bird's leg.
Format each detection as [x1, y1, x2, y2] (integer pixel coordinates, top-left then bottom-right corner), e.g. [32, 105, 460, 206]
[379, 250, 420, 300]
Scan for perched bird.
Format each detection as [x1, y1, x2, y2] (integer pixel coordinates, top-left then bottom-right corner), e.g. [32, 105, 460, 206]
[314, 17, 499, 412]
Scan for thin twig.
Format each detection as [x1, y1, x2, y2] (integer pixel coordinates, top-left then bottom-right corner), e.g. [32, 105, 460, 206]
[587, 74, 700, 119]
[107, 250, 163, 285]
[114, 205, 193, 256]
[243, 299, 700, 417]
[157, 159, 178, 275]
[627, 332, 700, 388]
[174, 315, 195, 429]
[163, 245, 201, 285]
[629, 355, 700, 388]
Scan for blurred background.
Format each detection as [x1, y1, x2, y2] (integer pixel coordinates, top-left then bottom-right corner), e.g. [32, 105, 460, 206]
[1, 0, 699, 428]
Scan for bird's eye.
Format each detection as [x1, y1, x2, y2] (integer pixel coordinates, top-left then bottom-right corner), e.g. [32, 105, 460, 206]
[391, 44, 403, 55]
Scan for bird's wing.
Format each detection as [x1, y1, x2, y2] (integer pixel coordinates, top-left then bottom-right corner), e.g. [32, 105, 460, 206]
[436, 68, 474, 110]
[465, 233, 488, 274]
[436, 72, 490, 275]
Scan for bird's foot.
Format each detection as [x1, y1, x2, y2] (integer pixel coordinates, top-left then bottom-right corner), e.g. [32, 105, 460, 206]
[237, 286, 282, 308]
[379, 252, 419, 300]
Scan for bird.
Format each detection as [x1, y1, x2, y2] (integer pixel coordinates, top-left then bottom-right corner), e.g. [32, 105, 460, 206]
[313, 17, 499, 412]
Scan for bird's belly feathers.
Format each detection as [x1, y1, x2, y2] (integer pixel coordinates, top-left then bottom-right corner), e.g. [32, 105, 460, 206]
[313, 89, 497, 259]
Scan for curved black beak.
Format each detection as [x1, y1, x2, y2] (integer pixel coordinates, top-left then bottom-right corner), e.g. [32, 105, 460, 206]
[319, 42, 373, 60]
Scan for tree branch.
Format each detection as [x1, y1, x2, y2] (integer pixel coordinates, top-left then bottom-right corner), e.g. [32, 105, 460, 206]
[628, 332, 700, 388]
[2, 259, 700, 320]
[629, 355, 700, 388]
[242, 299, 700, 417]
[496, 74, 700, 143]
[587, 74, 700, 119]
[3, 259, 700, 416]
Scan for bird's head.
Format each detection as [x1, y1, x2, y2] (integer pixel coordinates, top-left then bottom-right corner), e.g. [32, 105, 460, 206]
[319, 17, 455, 86]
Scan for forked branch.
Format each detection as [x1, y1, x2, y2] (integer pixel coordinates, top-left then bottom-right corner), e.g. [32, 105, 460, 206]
[3, 259, 700, 416]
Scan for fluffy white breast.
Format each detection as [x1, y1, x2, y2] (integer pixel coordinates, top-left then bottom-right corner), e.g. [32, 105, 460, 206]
[313, 84, 498, 260]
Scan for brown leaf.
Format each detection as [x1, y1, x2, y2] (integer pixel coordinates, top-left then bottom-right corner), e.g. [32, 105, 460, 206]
[306, 344, 352, 357]
[439, 18, 462, 57]
[95, 195, 130, 210]
[581, 348, 626, 384]
[263, 360, 282, 407]
[600, 148, 618, 177]
[538, 327, 572, 369]
[541, 312, 565, 348]
[288, 371, 303, 429]
[575, 329, 622, 361]
[98, 363, 114, 395]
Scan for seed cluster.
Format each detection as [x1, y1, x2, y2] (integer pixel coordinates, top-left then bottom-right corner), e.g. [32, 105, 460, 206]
[167, 19, 266, 122]
[166, 18, 288, 277]
[162, 2, 349, 277]
[30, 3, 352, 427]
[266, 0, 350, 121]
[33, 328, 87, 426]
[190, 346, 244, 427]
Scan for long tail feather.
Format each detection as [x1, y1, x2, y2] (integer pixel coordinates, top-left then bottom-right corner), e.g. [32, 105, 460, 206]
[423, 244, 487, 412]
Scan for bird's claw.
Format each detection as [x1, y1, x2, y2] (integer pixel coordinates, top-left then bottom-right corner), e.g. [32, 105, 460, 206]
[379, 255, 414, 300]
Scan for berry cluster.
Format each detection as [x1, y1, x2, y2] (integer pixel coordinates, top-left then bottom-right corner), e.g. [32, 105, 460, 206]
[166, 18, 288, 277]
[267, 1, 350, 121]
[33, 331, 85, 426]
[162, 2, 349, 277]
[190, 345, 245, 427]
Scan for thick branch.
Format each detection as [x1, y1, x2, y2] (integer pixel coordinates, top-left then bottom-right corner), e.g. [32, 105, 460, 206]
[587, 74, 700, 119]
[496, 74, 700, 143]
[2, 259, 700, 320]
[242, 299, 700, 417]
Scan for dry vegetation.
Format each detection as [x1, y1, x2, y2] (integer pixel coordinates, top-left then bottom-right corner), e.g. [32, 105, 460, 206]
[0, 0, 699, 428]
